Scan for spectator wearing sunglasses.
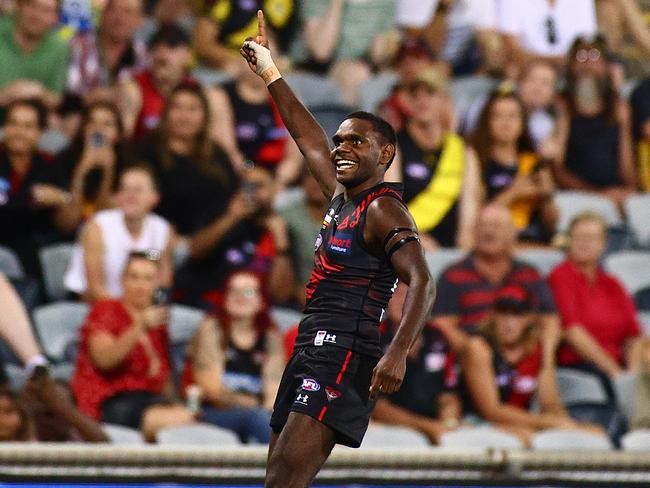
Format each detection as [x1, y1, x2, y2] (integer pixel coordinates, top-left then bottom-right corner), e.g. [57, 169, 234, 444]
[498, 0, 597, 71]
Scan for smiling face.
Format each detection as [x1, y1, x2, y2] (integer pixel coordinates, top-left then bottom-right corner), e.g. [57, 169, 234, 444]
[3, 104, 42, 156]
[489, 97, 525, 146]
[224, 272, 263, 320]
[494, 311, 533, 348]
[330, 118, 393, 190]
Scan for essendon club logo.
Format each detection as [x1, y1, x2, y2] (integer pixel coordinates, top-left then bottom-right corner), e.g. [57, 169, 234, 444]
[325, 386, 342, 402]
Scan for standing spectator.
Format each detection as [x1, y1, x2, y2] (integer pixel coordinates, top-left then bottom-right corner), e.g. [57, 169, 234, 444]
[66, 0, 147, 97]
[549, 212, 643, 388]
[386, 69, 481, 250]
[193, 0, 296, 74]
[278, 168, 328, 305]
[182, 271, 284, 443]
[470, 87, 558, 244]
[0, 99, 79, 279]
[631, 76, 650, 192]
[64, 165, 174, 303]
[498, 0, 597, 71]
[71, 252, 195, 441]
[290, 0, 397, 105]
[432, 205, 559, 362]
[373, 282, 463, 444]
[553, 36, 636, 208]
[119, 23, 194, 139]
[212, 67, 303, 185]
[461, 285, 602, 445]
[0, 0, 69, 107]
[55, 100, 129, 220]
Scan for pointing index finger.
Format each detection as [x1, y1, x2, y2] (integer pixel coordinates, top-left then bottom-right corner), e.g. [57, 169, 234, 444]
[257, 10, 267, 39]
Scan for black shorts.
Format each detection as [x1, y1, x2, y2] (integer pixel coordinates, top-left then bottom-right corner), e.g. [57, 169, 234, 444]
[101, 391, 167, 430]
[270, 345, 378, 448]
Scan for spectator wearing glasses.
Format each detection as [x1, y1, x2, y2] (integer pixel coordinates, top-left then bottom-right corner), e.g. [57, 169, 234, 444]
[552, 36, 636, 208]
[498, 0, 597, 72]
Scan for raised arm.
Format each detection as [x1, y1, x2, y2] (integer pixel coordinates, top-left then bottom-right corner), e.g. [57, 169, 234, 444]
[240, 11, 338, 199]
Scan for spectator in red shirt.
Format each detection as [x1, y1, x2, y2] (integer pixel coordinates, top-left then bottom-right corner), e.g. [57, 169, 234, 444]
[549, 212, 643, 382]
[72, 251, 195, 441]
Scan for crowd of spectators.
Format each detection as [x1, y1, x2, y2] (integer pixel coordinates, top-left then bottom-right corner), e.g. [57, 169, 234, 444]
[0, 0, 650, 448]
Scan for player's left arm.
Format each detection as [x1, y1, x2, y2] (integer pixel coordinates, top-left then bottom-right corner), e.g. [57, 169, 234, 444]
[364, 197, 436, 400]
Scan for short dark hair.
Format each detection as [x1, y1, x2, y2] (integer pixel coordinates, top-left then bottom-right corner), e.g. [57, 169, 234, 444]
[148, 23, 191, 49]
[343, 111, 397, 169]
[5, 98, 48, 130]
[120, 162, 160, 193]
[123, 250, 161, 275]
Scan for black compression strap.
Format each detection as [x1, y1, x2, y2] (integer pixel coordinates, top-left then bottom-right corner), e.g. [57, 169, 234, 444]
[386, 235, 420, 259]
[383, 227, 416, 248]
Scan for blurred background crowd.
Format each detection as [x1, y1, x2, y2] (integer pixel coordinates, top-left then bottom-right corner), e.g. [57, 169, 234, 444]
[1, 0, 650, 451]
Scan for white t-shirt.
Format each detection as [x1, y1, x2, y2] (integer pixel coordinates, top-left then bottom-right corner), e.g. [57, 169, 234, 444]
[498, 0, 597, 57]
[397, 0, 496, 29]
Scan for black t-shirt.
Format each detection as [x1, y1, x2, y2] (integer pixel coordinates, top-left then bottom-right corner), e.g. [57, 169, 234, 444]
[0, 148, 67, 277]
[381, 323, 456, 418]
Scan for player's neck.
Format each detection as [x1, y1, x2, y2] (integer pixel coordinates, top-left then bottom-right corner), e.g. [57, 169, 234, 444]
[343, 176, 383, 201]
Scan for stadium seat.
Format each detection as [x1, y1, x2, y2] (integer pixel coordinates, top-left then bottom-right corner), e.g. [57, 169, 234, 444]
[515, 248, 564, 276]
[102, 423, 145, 444]
[613, 372, 637, 422]
[439, 426, 524, 449]
[283, 72, 345, 109]
[449, 75, 498, 125]
[33, 302, 89, 362]
[554, 191, 623, 233]
[361, 424, 430, 449]
[624, 194, 650, 248]
[5, 364, 28, 390]
[39, 243, 74, 301]
[190, 67, 232, 87]
[38, 129, 69, 155]
[312, 105, 355, 139]
[156, 423, 241, 445]
[426, 248, 466, 283]
[270, 307, 302, 332]
[621, 429, 650, 451]
[357, 72, 399, 114]
[168, 305, 205, 345]
[603, 251, 650, 296]
[556, 368, 609, 406]
[638, 311, 650, 335]
[530, 429, 612, 451]
[0, 245, 24, 279]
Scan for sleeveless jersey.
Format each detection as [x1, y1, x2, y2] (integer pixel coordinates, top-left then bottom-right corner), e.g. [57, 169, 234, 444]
[293, 182, 404, 358]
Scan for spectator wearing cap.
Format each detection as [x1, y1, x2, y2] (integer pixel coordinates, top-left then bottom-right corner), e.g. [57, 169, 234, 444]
[460, 284, 603, 445]
[432, 205, 560, 364]
[64, 165, 174, 303]
[549, 212, 643, 386]
[385, 68, 481, 250]
[66, 0, 147, 98]
[0, 0, 69, 107]
[119, 23, 194, 140]
[630, 75, 650, 191]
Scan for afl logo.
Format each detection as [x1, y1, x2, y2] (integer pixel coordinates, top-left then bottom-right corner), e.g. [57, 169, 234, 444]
[301, 378, 320, 391]
[314, 234, 323, 251]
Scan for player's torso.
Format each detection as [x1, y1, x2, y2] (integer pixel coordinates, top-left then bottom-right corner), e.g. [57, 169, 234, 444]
[295, 183, 403, 358]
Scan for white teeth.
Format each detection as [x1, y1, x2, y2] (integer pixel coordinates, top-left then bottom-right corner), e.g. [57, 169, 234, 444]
[336, 160, 356, 169]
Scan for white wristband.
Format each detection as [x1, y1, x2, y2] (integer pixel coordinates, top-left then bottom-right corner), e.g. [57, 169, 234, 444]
[244, 40, 282, 86]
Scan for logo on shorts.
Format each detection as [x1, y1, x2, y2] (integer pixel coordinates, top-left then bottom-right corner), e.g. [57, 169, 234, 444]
[314, 331, 336, 346]
[301, 378, 320, 391]
[325, 387, 342, 402]
[296, 393, 309, 404]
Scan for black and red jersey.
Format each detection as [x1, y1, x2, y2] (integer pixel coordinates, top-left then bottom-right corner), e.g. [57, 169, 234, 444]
[293, 182, 404, 358]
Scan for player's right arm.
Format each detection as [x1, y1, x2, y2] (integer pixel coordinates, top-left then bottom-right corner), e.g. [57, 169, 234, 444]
[240, 11, 339, 199]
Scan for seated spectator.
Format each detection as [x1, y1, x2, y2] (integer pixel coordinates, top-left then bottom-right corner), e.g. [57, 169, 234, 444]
[64, 165, 174, 303]
[553, 36, 636, 207]
[470, 86, 558, 245]
[66, 0, 147, 98]
[498, 0, 597, 72]
[549, 212, 643, 391]
[278, 168, 328, 305]
[432, 205, 559, 361]
[290, 0, 397, 105]
[631, 76, 650, 191]
[397, 0, 503, 76]
[0, 99, 79, 279]
[386, 69, 481, 250]
[177, 164, 296, 308]
[0, 0, 69, 107]
[193, 0, 296, 75]
[181, 270, 283, 443]
[631, 338, 650, 429]
[71, 252, 195, 441]
[372, 282, 463, 444]
[461, 285, 602, 445]
[55, 101, 129, 220]
[212, 67, 303, 185]
[119, 23, 194, 139]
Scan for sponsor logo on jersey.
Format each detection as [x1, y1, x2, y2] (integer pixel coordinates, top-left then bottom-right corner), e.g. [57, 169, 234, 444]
[314, 233, 323, 251]
[328, 232, 353, 254]
[325, 387, 342, 402]
[301, 378, 321, 392]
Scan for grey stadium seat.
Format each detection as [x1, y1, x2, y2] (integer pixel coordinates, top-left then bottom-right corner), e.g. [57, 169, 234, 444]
[449, 75, 498, 125]
[168, 304, 205, 345]
[33, 302, 89, 362]
[39, 243, 74, 301]
[157, 423, 241, 445]
[515, 248, 564, 276]
[624, 193, 650, 248]
[426, 248, 466, 283]
[638, 311, 650, 335]
[621, 429, 650, 451]
[554, 191, 622, 233]
[0, 245, 24, 279]
[357, 72, 399, 114]
[613, 372, 637, 422]
[440, 426, 524, 449]
[555, 368, 609, 406]
[603, 251, 650, 296]
[361, 424, 430, 449]
[283, 72, 345, 109]
[103, 423, 145, 444]
[270, 307, 302, 332]
[530, 429, 612, 451]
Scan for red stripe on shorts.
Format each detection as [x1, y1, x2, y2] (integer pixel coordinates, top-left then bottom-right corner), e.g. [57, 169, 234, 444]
[335, 351, 353, 384]
[318, 406, 327, 421]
